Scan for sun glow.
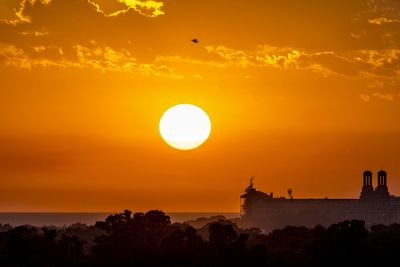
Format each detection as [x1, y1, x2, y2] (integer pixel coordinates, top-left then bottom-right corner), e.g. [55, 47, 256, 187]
[159, 104, 211, 150]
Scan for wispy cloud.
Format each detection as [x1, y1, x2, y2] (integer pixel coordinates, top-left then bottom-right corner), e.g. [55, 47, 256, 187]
[350, 32, 366, 39]
[360, 94, 371, 102]
[356, 49, 400, 68]
[368, 17, 400, 25]
[361, 92, 400, 102]
[0, 42, 182, 78]
[1, 0, 52, 25]
[74, 43, 180, 77]
[203, 45, 309, 69]
[205, 46, 252, 67]
[18, 30, 49, 36]
[88, 0, 164, 18]
[372, 92, 400, 101]
[1, 0, 164, 26]
[0, 44, 34, 68]
[203, 45, 400, 78]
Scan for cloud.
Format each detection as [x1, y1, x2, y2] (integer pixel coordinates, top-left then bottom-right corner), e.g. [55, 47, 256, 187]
[372, 92, 399, 101]
[155, 55, 228, 68]
[0, 0, 169, 68]
[350, 32, 366, 39]
[0, 43, 82, 69]
[203, 45, 400, 78]
[366, 80, 384, 88]
[360, 94, 371, 102]
[2, 38, 398, 82]
[0, 44, 33, 68]
[255, 46, 306, 68]
[1, 0, 52, 25]
[357, 49, 400, 68]
[1, 0, 164, 26]
[205, 46, 251, 67]
[368, 17, 400, 25]
[0, 0, 399, 84]
[88, 0, 164, 18]
[203, 45, 308, 69]
[0, 42, 183, 78]
[155, 44, 400, 81]
[193, 74, 204, 80]
[74, 42, 181, 77]
[18, 30, 48, 36]
[360, 92, 400, 102]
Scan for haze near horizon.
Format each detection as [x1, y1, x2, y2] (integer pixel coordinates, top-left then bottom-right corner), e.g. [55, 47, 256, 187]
[0, 0, 400, 212]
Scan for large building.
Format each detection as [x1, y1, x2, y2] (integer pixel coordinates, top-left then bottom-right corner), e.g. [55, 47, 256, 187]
[240, 170, 400, 231]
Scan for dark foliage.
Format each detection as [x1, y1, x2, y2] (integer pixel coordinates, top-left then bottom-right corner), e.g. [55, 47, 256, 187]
[1, 210, 400, 266]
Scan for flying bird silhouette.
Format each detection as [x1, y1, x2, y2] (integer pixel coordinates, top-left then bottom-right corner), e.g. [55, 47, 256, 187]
[191, 39, 199, 44]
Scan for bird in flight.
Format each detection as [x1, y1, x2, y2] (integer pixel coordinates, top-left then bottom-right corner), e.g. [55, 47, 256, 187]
[191, 39, 199, 44]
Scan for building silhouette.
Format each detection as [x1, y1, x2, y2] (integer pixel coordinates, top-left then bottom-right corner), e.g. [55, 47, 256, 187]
[240, 170, 400, 231]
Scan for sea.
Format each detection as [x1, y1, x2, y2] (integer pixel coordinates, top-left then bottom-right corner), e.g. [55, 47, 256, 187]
[0, 212, 240, 227]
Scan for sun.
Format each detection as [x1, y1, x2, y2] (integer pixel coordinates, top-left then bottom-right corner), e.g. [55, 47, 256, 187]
[159, 104, 211, 150]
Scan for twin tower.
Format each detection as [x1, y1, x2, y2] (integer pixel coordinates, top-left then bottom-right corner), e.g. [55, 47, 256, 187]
[360, 170, 390, 199]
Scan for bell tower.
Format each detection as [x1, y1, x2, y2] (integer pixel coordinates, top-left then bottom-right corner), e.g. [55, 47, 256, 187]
[360, 170, 374, 199]
[375, 170, 390, 198]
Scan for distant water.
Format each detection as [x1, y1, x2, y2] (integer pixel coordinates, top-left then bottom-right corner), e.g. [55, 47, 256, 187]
[0, 212, 240, 227]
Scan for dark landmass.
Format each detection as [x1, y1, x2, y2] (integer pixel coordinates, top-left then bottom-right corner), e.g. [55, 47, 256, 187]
[0, 210, 399, 267]
[0, 212, 240, 227]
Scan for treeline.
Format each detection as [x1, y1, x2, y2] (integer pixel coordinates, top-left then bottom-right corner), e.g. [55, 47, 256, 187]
[1, 210, 400, 266]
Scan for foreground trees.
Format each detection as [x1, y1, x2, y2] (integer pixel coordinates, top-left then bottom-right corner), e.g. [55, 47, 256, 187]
[0, 210, 400, 266]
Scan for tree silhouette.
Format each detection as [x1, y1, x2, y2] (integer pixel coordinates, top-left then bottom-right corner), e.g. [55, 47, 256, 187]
[2, 211, 400, 267]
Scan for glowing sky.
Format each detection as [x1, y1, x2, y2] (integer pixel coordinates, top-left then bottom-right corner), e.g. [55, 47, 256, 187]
[1, 0, 400, 211]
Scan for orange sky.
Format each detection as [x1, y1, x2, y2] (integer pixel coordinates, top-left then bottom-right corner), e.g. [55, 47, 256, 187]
[0, 0, 400, 212]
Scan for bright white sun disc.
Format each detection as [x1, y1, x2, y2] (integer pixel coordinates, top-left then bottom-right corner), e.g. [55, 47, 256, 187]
[159, 104, 211, 150]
